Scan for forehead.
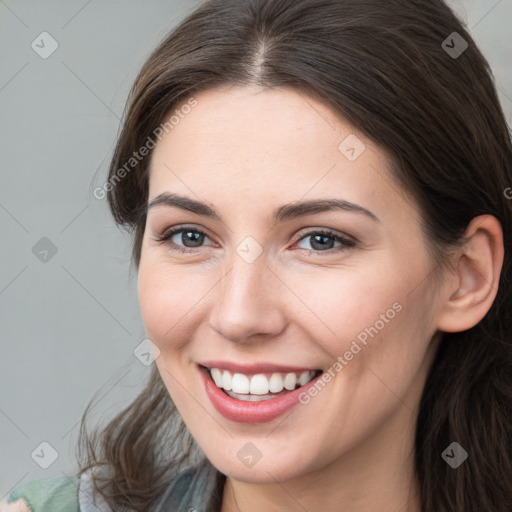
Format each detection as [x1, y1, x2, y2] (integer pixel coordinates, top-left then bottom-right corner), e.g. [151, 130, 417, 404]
[147, 85, 414, 226]
[152, 85, 364, 163]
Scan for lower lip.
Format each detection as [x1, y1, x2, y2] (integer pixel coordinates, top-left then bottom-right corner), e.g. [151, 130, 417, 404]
[199, 365, 322, 424]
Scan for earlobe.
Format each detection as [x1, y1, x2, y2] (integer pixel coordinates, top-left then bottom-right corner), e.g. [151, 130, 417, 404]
[437, 215, 504, 333]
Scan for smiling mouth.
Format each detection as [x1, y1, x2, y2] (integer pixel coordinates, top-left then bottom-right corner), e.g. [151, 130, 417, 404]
[202, 365, 323, 402]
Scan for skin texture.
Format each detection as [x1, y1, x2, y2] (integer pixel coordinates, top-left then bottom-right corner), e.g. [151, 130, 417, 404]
[0, 499, 31, 511]
[137, 85, 503, 512]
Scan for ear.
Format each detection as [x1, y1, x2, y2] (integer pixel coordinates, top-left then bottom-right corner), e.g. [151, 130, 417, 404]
[436, 215, 504, 333]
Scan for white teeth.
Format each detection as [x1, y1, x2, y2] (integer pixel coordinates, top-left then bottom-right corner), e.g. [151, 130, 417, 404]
[208, 368, 318, 396]
[231, 373, 250, 394]
[283, 372, 297, 391]
[222, 370, 232, 391]
[269, 373, 284, 393]
[225, 390, 281, 401]
[211, 368, 223, 387]
[250, 374, 269, 395]
[298, 370, 312, 386]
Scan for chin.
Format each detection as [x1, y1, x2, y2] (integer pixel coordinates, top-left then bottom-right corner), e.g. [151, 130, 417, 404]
[200, 439, 321, 484]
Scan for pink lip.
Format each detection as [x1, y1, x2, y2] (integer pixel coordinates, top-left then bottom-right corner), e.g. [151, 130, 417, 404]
[198, 365, 323, 424]
[198, 360, 318, 375]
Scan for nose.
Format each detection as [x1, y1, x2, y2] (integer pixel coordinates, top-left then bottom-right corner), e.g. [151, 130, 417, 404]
[208, 254, 287, 343]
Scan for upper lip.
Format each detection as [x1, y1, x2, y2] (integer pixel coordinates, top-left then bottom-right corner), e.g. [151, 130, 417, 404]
[198, 360, 321, 375]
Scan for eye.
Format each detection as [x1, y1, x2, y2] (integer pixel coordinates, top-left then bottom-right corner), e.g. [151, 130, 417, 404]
[152, 226, 214, 253]
[152, 226, 356, 256]
[293, 229, 356, 255]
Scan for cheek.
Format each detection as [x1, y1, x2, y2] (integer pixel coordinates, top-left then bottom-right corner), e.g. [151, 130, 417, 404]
[328, 275, 436, 409]
[138, 267, 169, 339]
[137, 258, 215, 351]
[295, 264, 406, 345]
[308, 254, 434, 376]
[138, 262, 186, 345]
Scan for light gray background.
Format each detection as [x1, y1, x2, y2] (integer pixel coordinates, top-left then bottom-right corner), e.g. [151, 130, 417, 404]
[1, 0, 511, 500]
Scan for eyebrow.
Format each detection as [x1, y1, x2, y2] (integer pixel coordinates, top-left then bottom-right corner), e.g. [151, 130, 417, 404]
[147, 192, 379, 223]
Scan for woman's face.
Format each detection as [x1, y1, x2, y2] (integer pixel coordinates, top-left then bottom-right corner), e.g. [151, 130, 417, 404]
[138, 85, 445, 483]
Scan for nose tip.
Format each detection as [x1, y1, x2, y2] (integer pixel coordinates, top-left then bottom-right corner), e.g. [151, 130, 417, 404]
[208, 261, 287, 344]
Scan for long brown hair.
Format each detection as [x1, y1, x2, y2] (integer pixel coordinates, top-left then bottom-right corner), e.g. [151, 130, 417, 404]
[79, 0, 512, 510]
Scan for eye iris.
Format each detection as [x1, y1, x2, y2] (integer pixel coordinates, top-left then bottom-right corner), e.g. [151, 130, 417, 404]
[166, 230, 344, 251]
[182, 230, 204, 247]
[310, 234, 335, 251]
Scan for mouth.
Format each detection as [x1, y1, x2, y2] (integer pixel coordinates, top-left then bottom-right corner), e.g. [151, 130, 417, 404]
[203, 365, 323, 401]
[198, 363, 324, 423]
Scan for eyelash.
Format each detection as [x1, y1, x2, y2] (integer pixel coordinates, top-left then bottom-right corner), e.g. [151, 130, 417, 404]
[152, 225, 356, 256]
